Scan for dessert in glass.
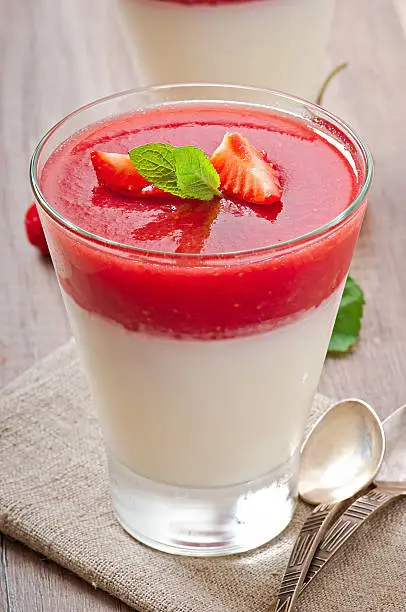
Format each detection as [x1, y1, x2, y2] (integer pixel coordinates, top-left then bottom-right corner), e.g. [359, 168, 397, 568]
[118, 0, 336, 100]
[30, 84, 372, 556]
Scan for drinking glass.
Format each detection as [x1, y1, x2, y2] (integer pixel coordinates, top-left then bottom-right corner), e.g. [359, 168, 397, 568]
[30, 84, 372, 556]
[118, 0, 336, 101]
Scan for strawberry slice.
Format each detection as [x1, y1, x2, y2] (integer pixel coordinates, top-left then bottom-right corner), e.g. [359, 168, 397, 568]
[25, 203, 49, 256]
[90, 151, 149, 197]
[210, 133, 282, 205]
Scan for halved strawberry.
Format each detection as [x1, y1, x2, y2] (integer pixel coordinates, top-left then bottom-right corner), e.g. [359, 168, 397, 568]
[25, 203, 49, 256]
[90, 151, 149, 197]
[210, 133, 282, 205]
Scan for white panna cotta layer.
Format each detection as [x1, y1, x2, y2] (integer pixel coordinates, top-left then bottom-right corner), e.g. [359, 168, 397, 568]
[63, 284, 342, 488]
[118, 0, 335, 101]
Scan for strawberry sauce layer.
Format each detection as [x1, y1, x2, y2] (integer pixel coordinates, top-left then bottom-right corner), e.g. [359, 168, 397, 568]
[40, 104, 365, 339]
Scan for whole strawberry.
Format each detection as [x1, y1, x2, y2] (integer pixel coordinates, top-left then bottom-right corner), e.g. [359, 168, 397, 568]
[25, 203, 49, 256]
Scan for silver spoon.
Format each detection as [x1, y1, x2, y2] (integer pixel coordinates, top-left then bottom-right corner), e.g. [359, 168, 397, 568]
[301, 403, 406, 591]
[275, 399, 385, 612]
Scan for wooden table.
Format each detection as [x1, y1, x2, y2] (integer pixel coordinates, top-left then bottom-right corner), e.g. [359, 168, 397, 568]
[1, 0, 406, 609]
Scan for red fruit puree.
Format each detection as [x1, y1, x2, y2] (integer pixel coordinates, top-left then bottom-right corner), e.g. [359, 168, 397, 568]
[40, 104, 365, 339]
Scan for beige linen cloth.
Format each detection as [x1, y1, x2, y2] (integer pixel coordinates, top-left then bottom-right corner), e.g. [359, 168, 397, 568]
[0, 340, 405, 612]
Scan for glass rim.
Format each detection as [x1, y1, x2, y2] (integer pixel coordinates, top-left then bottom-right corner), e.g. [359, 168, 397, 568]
[30, 83, 374, 260]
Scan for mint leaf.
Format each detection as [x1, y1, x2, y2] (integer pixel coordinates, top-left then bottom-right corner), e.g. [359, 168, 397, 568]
[175, 146, 221, 200]
[128, 143, 221, 200]
[328, 275, 364, 353]
[129, 143, 183, 197]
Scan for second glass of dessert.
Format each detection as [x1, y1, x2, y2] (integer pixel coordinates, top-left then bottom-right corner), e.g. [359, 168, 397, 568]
[30, 84, 372, 556]
[118, 0, 336, 100]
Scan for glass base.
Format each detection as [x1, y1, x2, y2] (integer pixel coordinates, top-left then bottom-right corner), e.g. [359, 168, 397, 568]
[109, 452, 299, 557]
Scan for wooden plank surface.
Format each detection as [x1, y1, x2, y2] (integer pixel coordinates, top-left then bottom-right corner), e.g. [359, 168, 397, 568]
[1, 0, 406, 609]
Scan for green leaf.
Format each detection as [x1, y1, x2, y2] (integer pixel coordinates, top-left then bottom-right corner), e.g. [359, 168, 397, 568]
[129, 142, 221, 200]
[175, 146, 221, 200]
[328, 275, 365, 354]
[128, 143, 183, 197]
[128, 143, 221, 201]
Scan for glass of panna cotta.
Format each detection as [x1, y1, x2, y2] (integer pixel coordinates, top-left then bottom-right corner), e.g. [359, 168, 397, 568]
[118, 0, 335, 101]
[30, 84, 372, 556]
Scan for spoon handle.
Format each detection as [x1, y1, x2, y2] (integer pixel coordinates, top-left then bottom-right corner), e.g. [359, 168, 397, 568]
[274, 501, 346, 611]
[301, 487, 402, 592]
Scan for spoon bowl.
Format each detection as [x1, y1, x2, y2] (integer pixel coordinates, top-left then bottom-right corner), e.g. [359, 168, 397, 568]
[299, 399, 385, 505]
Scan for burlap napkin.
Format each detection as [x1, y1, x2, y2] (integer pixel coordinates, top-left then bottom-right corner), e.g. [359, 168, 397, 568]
[0, 341, 405, 611]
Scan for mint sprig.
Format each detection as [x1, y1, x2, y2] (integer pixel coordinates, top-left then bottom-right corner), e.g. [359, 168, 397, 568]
[175, 146, 221, 200]
[129, 143, 221, 200]
[328, 276, 364, 353]
[129, 143, 182, 196]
